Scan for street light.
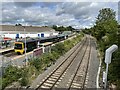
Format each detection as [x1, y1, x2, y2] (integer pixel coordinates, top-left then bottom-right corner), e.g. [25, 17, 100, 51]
[23, 26, 27, 66]
[15, 25, 16, 39]
[104, 44, 118, 89]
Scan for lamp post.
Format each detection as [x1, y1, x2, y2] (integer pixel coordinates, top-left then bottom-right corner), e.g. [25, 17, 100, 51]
[23, 26, 27, 66]
[15, 25, 16, 41]
[0, 34, 2, 48]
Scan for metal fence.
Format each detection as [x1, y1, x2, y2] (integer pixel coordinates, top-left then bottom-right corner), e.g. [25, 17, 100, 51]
[0, 45, 52, 77]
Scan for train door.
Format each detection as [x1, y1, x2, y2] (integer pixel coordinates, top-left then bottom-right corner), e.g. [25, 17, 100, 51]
[41, 33, 44, 37]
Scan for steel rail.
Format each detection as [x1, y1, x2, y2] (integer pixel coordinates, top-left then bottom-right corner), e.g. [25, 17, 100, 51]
[35, 36, 88, 90]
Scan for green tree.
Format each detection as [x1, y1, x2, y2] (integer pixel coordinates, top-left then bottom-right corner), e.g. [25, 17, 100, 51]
[96, 8, 116, 24]
[93, 8, 117, 42]
[52, 25, 75, 32]
[52, 25, 58, 31]
[15, 23, 22, 26]
[66, 26, 74, 31]
[90, 8, 120, 88]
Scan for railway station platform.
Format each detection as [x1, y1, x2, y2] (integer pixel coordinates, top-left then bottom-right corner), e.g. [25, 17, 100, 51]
[0, 47, 14, 54]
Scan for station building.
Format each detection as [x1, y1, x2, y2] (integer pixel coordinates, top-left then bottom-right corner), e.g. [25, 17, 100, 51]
[0, 25, 58, 39]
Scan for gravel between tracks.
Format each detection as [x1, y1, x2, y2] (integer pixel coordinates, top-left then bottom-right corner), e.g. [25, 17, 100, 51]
[30, 36, 100, 89]
[30, 37, 85, 88]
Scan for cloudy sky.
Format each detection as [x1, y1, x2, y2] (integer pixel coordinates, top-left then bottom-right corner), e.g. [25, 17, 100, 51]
[1, 1, 119, 29]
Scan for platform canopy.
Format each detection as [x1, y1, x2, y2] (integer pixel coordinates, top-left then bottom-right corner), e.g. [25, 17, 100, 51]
[4, 37, 12, 41]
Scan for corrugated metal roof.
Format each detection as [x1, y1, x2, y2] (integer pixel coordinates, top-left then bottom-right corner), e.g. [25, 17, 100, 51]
[0, 25, 55, 33]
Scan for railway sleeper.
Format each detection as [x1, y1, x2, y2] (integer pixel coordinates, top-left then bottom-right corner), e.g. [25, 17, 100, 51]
[41, 85, 50, 88]
[46, 80, 55, 84]
[50, 76, 59, 79]
[43, 83, 53, 87]
[48, 78, 56, 81]
[71, 85, 81, 88]
[52, 74, 60, 77]
[54, 72, 61, 75]
[72, 83, 81, 86]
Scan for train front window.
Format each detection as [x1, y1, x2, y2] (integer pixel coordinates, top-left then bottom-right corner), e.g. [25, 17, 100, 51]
[15, 44, 22, 49]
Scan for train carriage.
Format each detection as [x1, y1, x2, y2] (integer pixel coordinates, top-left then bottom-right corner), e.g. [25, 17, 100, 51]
[14, 34, 68, 54]
[14, 38, 37, 54]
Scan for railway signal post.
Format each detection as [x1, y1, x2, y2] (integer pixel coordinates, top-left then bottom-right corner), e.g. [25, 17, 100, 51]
[104, 44, 118, 89]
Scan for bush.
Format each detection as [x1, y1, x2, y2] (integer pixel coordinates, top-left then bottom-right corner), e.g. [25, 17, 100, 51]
[51, 43, 66, 55]
[19, 68, 29, 86]
[2, 65, 22, 89]
[30, 33, 84, 73]
[20, 77, 28, 86]
[30, 58, 42, 71]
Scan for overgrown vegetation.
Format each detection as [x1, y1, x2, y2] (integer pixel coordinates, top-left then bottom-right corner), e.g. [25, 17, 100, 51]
[2, 66, 22, 89]
[2, 32, 84, 89]
[29, 32, 84, 76]
[52, 25, 75, 32]
[83, 8, 120, 89]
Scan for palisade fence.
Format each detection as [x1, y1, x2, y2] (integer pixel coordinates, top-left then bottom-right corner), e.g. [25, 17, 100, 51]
[0, 55, 17, 77]
[0, 54, 33, 77]
[0, 46, 51, 76]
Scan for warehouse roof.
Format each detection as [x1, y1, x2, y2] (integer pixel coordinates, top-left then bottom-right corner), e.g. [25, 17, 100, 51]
[0, 25, 55, 33]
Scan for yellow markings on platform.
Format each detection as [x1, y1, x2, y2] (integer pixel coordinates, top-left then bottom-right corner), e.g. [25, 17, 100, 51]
[0, 47, 14, 53]
[40, 42, 53, 47]
[12, 51, 33, 60]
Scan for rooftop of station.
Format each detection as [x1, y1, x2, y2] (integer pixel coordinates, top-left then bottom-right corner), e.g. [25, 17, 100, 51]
[0, 25, 55, 33]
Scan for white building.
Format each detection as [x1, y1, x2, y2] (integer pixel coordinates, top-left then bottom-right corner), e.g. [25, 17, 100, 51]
[0, 25, 59, 39]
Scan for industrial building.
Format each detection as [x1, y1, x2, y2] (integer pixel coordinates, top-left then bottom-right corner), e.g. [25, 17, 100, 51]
[0, 25, 58, 39]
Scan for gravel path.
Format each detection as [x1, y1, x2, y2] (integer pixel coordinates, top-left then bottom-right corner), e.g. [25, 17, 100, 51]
[85, 36, 99, 89]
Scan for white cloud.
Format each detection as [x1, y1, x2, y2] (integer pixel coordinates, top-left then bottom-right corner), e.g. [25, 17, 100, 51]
[1, 0, 120, 2]
[1, 2, 118, 29]
[90, 2, 98, 7]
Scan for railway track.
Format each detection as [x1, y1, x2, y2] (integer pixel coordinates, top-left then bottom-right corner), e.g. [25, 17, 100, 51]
[33, 35, 92, 90]
[3, 51, 18, 57]
[67, 36, 91, 90]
